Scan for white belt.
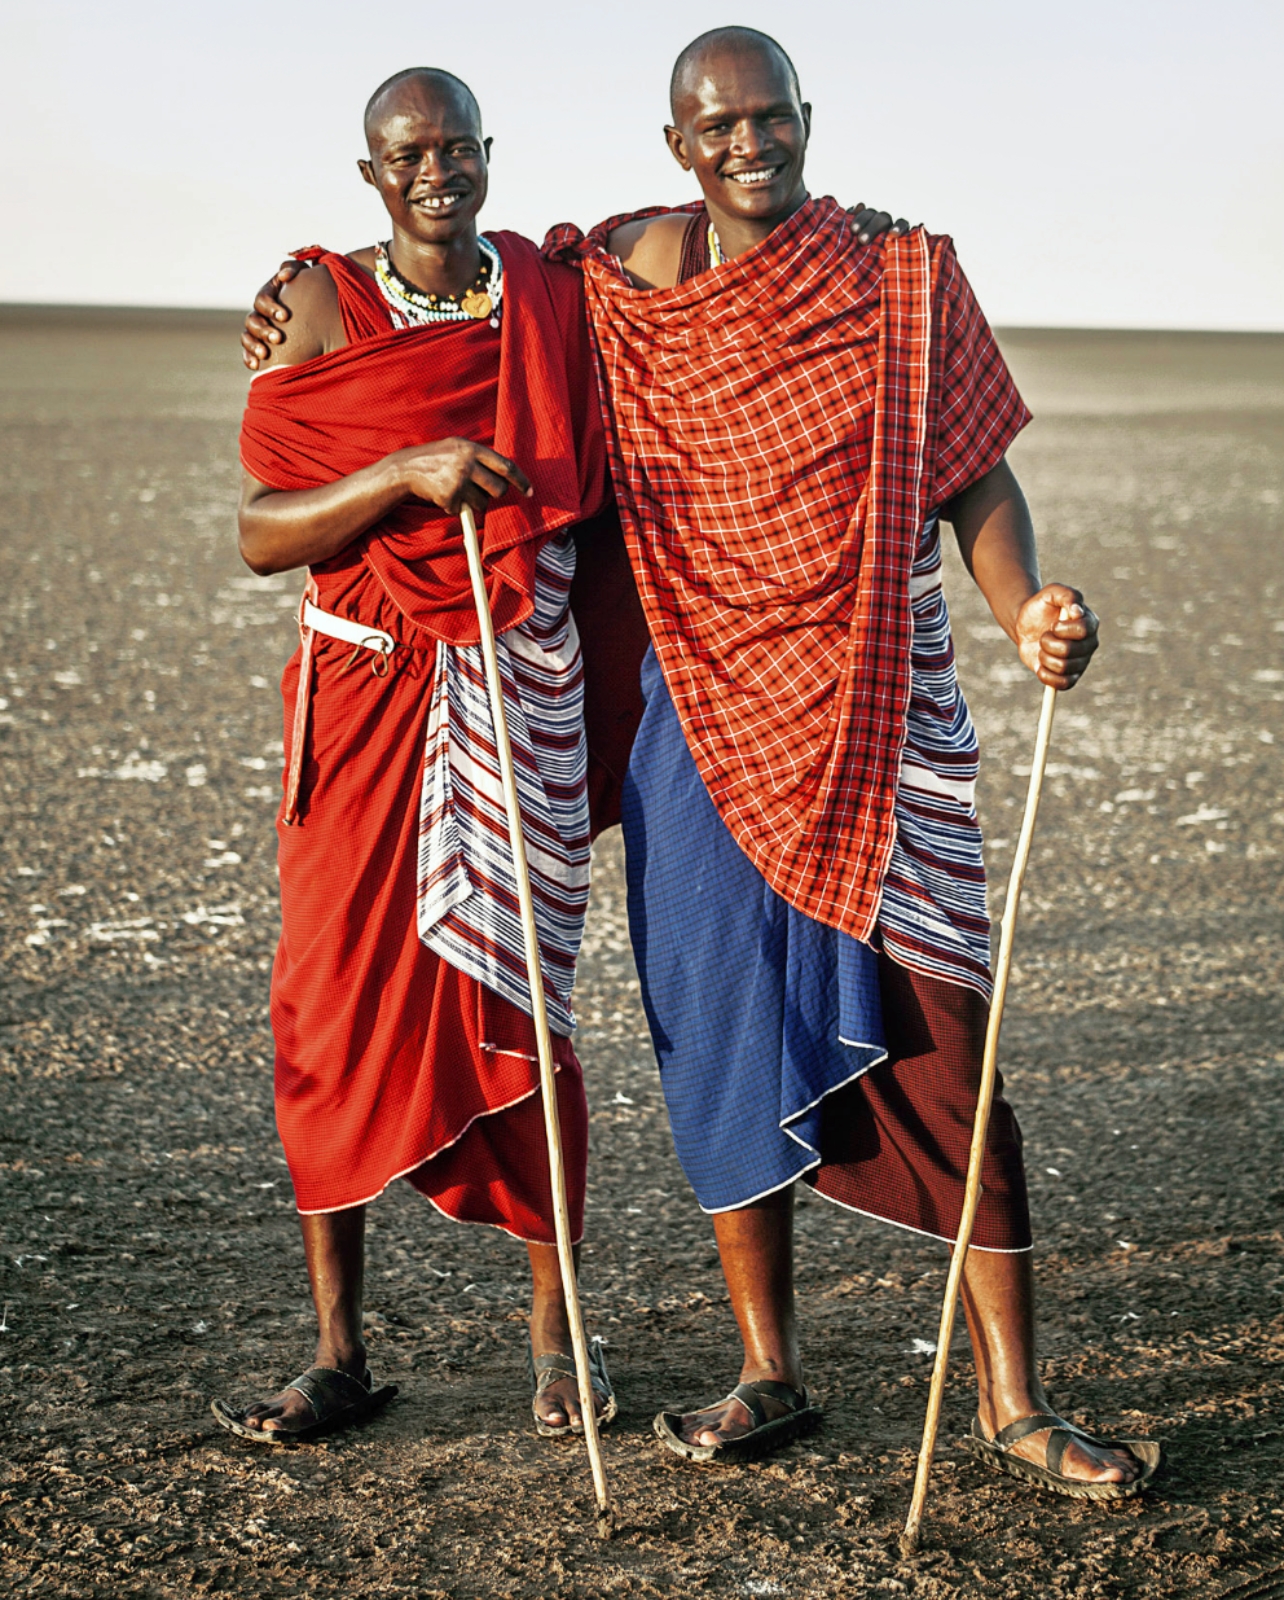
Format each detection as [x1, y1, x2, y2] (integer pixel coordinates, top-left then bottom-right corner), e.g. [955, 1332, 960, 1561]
[302, 600, 395, 660]
[285, 598, 398, 824]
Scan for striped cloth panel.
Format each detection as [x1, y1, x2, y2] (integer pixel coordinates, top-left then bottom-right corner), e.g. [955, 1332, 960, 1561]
[417, 533, 590, 1036]
[879, 517, 992, 998]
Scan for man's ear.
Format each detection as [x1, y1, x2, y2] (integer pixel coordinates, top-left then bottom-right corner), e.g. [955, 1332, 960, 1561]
[483, 136, 493, 161]
[801, 103, 812, 143]
[358, 158, 378, 189]
[664, 123, 692, 172]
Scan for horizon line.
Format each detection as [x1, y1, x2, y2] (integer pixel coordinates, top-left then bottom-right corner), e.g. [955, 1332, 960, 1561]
[0, 301, 1282, 339]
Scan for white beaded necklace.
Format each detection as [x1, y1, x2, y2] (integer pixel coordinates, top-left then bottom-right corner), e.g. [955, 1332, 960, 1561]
[374, 235, 504, 329]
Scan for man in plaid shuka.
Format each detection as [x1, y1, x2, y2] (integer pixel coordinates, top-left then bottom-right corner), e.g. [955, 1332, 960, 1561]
[546, 27, 1153, 1495]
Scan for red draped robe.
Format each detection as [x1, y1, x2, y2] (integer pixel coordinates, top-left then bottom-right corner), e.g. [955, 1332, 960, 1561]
[240, 234, 610, 1238]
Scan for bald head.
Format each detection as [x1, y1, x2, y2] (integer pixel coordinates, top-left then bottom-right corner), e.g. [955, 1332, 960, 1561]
[363, 67, 482, 147]
[669, 27, 800, 122]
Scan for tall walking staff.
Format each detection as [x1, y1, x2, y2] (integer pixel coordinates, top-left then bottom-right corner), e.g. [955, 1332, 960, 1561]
[902, 681, 1059, 1556]
[459, 503, 613, 1537]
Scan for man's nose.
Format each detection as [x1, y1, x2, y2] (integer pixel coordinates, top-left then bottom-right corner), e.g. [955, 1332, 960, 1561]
[417, 151, 453, 184]
[729, 118, 769, 158]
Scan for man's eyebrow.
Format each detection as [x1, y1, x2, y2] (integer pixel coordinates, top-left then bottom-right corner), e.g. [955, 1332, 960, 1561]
[695, 99, 798, 123]
[377, 130, 479, 150]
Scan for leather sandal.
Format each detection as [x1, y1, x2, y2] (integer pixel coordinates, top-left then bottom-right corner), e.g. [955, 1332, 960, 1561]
[211, 1365, 397, 1446]
[653, 1379, 822, 1464]
[528, 1337, 617, 1438]
[962, 1410, 1161, 1500]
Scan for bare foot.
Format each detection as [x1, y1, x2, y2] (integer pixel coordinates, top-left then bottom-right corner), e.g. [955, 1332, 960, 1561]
[677, 1373, 804, 1448]
[529, 1310, 611, 1431]
[242, 1348, 367, 1435]
[532, 1364, 611, 1432]
[980, 1404, 1142, 1484]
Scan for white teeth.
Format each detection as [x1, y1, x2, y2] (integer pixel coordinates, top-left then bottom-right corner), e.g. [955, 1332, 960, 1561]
[729, 169, 777, 185]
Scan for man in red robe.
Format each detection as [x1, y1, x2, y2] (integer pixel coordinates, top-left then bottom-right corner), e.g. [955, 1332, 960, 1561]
[211, 67, 621, 1443]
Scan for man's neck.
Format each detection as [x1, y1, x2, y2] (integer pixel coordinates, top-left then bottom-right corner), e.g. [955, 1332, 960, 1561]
[705, 187, 809, 261]
[388, 225, 482, 299]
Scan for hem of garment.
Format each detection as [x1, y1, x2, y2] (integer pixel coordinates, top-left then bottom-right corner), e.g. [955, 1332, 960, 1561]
[699, 1157, 822, 1215]
[778, 1040, 889, 1152]
[879, 930, 994, 1004]
[420, 1189, 583, 1249]
[293, 1070, 557, 1217]
[808, 1183, 1033, 1253]
[694, 1032, 889, 1208]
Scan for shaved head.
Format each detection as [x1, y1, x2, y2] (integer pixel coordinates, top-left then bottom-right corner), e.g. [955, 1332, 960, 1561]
[363, 67, 482, 146]
[669, 27, 800, 121]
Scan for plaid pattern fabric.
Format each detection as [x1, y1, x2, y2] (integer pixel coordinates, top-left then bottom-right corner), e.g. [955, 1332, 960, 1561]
[545, 199, 1029, 942]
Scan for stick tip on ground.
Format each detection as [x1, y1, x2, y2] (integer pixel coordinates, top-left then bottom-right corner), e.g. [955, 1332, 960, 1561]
[899, 1529, 920, 1560]
[597, 1509, 615, 1541]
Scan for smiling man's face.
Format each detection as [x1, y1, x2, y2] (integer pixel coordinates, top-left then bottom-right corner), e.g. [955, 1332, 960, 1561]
[666, 37, 810, 236]
[359, 75, 490, 244]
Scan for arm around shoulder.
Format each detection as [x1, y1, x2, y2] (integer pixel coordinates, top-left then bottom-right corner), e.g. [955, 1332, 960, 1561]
[249, 265, 343, 372]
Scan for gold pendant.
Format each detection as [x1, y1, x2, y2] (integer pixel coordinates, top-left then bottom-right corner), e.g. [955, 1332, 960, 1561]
[460, 289, 494, 321]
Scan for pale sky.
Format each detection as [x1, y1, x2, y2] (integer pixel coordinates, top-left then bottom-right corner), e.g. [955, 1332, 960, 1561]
[2, 0, 1281, 328]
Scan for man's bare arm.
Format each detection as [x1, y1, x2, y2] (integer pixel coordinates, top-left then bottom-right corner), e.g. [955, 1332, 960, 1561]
[238, 440, 532, 576]
[239, 263, 531, 574]
[607, 214, 691, 289]
[943, 458, 1099, 691]
[247, 265, 341, 372]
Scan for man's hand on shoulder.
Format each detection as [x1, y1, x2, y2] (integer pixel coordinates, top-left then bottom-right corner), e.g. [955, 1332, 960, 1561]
[846, 205, 910, 245]
[607, 213, 691, 290]
[244, 264, 340, 373]
[242, 259, 313, 371]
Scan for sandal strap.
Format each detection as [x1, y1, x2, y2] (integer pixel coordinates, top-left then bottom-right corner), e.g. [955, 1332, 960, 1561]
[531, 1338, 613, 1400]
[284, 1365, 373, 1422]
[729, 1379, 809, 1430]
[989, 1411, 1065, 1449]
[588, 1335, 612, 1398]
[532, 1352, 578, 1384]
[1045, 1427, 1080, 1478]
[986, 1410, 1097, 1452]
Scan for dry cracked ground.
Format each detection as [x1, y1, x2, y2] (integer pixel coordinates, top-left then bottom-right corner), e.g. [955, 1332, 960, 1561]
[1, 308, 1282, 1599]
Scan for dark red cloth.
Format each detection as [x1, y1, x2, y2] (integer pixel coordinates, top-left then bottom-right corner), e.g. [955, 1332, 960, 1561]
[249, 238, 604, 1236]
[570, 508, 649, 836]
[807, 953, 1030, 1250]
[545, 201, 1029, 944]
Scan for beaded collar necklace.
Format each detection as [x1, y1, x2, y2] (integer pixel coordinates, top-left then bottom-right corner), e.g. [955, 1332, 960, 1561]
[374, 235, 503, 328]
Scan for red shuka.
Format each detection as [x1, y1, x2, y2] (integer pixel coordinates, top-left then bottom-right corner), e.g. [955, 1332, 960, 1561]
[239, 236, 607, 1237]
[546, 200, 1029, 944]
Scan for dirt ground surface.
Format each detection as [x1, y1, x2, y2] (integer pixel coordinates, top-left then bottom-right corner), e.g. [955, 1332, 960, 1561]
[1, 307, 1282, 1600]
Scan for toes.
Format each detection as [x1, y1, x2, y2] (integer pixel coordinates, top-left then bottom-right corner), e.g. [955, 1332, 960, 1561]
[684, 1423, 722, 1447]
[537, 1380, 581, 1429]
[1063, 1440, 1137, 1483]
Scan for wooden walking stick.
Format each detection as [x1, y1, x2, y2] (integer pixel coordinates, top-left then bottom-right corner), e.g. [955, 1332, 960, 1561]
[459, 504, 613, 1537]
[902, 680, 1058, 1556]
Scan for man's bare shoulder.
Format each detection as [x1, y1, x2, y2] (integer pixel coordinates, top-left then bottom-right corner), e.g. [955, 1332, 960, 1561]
[606, 212, 691, 290]
[255, 262, 344, 371]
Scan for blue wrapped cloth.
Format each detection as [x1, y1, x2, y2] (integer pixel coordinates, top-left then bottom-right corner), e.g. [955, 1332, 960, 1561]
[621, 648, 886, 1211]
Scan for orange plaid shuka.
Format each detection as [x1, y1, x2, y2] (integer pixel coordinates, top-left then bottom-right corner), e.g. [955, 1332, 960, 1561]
[545, 198, 1030, 944]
